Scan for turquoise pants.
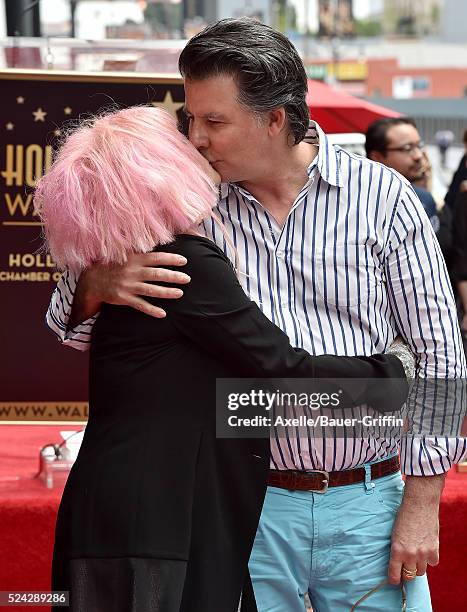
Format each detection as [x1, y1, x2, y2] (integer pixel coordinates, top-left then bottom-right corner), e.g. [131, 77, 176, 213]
[249, 462, 432, 611]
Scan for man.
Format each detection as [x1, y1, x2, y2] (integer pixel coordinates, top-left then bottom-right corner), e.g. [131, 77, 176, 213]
[365, 117, 452, 260]
[435, 129, 454, 168]
[47, 19, 466, 611]
[446, 129, 467, 346]
[451, 188, 467, 345]
[445, 128, 467, 211]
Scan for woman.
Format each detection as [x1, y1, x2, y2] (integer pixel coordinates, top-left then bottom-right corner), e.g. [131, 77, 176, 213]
[35, 107, 409, 612]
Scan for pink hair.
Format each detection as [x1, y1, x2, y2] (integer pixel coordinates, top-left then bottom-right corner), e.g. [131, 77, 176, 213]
[35, 106, 218, 272]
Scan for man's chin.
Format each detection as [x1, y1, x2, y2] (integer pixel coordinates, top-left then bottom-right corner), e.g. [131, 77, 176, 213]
[215, 169, 245, 184]
[209, 162, 226, 182]
[413, 166, 425, 178]
[218, 171, 233, 183]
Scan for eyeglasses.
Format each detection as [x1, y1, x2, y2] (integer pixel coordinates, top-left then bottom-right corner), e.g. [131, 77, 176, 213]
[384, 142, 425, 154]
[350, 578, 407, 611]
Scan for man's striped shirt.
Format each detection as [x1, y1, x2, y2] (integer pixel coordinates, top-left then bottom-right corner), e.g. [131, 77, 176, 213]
[46, 122, 467, 475]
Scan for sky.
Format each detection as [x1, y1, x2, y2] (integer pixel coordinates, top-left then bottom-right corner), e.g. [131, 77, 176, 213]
[353, 0, 383, 19]
[353, 0, 371, 19]
[41, 0, 71, 23]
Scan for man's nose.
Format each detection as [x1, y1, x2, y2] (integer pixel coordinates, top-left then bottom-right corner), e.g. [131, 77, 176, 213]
[189, 120, 209, 150]
[412, 147, 423, 161]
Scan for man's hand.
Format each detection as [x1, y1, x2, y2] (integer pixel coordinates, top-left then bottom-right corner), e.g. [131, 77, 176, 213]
[388, 474, 445, 584]
[68, 251, 191, 328]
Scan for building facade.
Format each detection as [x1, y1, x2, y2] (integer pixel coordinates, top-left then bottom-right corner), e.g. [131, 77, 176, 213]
[382, 0, 443, 36]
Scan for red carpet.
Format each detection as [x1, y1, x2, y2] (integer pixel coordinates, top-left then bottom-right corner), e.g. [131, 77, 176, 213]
[0, 425, 465, 611]
[0, 426, 80, 612]
[429, 467, 467, 611]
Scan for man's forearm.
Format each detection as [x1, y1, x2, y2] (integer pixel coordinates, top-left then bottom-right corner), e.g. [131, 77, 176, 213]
[68, 270, 102, 330]
[388, 473, 446, 583]
[403, 473, 445, 504]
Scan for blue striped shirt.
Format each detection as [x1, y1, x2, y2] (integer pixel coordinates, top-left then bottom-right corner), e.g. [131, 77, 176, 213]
[46, 122, 467, 476]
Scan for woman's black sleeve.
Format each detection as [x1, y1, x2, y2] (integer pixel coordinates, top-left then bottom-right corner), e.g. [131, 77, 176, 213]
[152, 237, 407, 412]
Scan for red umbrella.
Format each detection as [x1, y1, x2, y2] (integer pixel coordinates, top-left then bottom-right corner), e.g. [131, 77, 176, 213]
[306, 79, 400, 134]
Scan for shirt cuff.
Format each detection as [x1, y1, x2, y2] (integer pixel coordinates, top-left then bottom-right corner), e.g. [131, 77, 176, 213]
[400, 435, 467, 475]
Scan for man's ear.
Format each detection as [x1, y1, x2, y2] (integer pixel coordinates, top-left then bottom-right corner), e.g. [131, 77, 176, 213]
[368, 150, 386, 164]
[267, 108, 287, 137]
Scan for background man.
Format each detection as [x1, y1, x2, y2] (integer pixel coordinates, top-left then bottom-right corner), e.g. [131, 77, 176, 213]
[445, 129, 467, 344]
[435, 128, 454, 168]
[47, 19, 466, 612]
[365, 117, 452, 261]
[445, 128, 467, 210]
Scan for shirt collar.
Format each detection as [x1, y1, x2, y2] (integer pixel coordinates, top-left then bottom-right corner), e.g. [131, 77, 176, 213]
[219, 182, 230, 200]
[219, 120, 343, 199]
[304, 120, 343, 188]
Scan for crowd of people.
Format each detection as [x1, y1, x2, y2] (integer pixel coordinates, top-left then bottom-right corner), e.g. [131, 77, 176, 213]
[364, 119, 467, 351]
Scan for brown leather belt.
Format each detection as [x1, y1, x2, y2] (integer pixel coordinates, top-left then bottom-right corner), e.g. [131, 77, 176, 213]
[268, 455, 400, 493]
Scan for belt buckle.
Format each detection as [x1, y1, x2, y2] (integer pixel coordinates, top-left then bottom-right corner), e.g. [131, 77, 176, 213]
[304, 470, 329, 493]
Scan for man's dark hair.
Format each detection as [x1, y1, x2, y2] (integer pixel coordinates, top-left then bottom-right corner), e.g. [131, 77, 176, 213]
[179, 18, 309, 145]
[365, 117, 417, 157]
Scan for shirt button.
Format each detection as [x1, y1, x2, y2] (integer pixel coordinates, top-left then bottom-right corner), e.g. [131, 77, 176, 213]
[277, 250, 285, 258]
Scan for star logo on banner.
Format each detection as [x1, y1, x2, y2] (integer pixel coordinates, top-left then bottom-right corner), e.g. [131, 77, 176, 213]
[64, 106, 72, 115]
[6, 122, 14, 130]
[33, 107, 47, 122]
[151, 91, 184, 118]
[16, 96, 25, 104]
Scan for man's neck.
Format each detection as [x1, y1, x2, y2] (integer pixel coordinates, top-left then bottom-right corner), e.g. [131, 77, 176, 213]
[237, 142, 318, 228]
